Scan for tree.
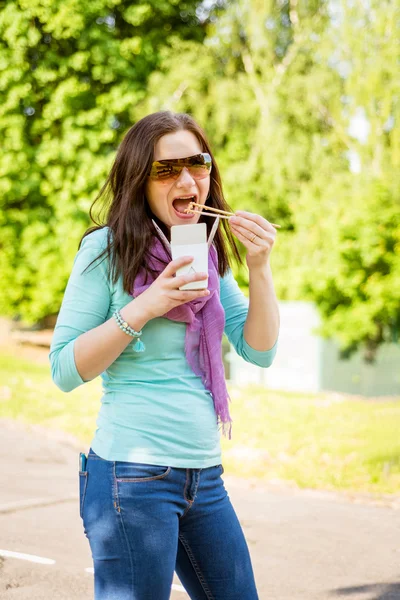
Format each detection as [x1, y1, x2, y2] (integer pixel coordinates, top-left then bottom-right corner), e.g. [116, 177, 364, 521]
[289, 0, 400, 359]
[2, 0, 399, 360]
[0, 0, 209, 323]
[138, 0, 400, 359]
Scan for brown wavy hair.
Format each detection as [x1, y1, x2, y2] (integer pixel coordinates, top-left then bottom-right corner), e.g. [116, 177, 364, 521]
[80, 110, 242, 290]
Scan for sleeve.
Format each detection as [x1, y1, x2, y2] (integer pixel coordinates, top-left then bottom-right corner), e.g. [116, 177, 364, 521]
[49, 231, 111, 392]
[220, 268, 278, 368]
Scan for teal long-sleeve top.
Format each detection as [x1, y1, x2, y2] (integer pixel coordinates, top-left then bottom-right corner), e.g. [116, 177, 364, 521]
[49, 227, 278, 468]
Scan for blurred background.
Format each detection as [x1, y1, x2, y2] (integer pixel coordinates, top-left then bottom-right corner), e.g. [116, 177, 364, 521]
[0, 0, 399, 496]
[1, 1, 400, 598]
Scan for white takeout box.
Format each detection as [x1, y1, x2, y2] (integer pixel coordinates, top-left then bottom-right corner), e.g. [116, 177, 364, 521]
[170, 223, 208, 291]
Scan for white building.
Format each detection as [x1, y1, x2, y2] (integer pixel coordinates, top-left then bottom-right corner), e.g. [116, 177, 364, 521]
[224, 302, 400, 397]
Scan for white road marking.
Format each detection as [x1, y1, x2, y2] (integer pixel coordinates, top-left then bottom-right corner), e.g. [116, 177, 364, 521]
[0, 549, 187, 593]
[0, 549, 55, 564]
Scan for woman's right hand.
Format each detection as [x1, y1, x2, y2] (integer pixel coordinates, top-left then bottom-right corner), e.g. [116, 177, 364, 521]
[130, 256, 210, 322]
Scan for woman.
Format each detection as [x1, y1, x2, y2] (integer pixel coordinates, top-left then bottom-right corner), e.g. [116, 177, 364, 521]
[50, 111, 279, 600]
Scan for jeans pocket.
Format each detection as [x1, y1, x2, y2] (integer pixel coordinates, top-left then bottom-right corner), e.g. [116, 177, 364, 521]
[114, 461, 171, 482]
[79, 471, 88, 518]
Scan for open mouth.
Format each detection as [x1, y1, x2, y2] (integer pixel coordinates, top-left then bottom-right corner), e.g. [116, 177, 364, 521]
[172, 195, 197, 215]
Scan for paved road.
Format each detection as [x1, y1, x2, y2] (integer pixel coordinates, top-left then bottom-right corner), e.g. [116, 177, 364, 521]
[0, 418, 399, 600]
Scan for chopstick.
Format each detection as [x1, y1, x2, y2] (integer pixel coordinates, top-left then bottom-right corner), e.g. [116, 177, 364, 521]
[185, 202, 281, 229]
[186, 208, 232, 219]
[185, 202, 235, 216]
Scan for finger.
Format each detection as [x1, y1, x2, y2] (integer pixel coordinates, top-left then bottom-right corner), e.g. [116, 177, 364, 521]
[230, 225, 252, 246]
[230, 224, 268, 246]
[229, 216, 267, 238]
[170, 289, 210, 302]
[233, 211, 275, 233]
[162, 256, 194, 278]
[231, 223, 275, 245]
[171, 271, 209, 290]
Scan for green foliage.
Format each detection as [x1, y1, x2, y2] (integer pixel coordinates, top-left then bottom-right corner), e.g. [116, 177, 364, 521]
[289, 177, 400, 358]
[138, 0, 400, 358]
[282, 0, 400, 358]
[0, 0, 207, 323]
[1, 0, 399, 359]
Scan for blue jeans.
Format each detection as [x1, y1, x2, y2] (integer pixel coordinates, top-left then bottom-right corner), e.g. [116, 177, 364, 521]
[79, 448, 259, 600]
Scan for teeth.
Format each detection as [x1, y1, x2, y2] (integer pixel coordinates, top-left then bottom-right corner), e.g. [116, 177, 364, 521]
[173, 195, 196, 215]
[173, 195, 196, 218]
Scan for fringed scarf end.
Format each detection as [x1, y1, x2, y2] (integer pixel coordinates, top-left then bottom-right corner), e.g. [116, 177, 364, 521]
[219, 418, 233, 440]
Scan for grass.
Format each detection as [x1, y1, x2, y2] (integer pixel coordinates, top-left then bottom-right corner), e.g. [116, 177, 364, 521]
[1, 350, 399, 495]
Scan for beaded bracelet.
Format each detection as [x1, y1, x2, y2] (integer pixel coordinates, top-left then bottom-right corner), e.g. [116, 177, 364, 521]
[113, 310, 145, 353]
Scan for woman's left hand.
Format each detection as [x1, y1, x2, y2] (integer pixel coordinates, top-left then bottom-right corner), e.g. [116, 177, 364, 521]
[229, 210, 277, 270]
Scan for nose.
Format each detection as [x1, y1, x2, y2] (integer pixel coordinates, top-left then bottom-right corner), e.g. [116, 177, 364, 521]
[176, 167, 196, 187]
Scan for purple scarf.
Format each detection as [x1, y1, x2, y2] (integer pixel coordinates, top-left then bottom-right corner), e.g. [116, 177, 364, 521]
[131, 235, 233, 439]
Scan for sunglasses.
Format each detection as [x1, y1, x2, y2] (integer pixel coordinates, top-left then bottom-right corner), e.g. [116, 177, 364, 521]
[148, 152, 212, 182]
